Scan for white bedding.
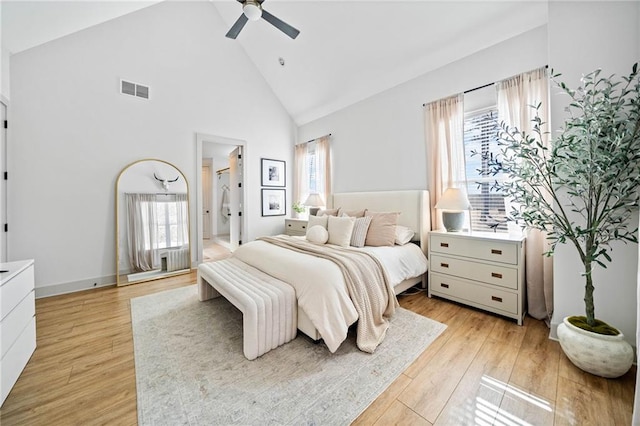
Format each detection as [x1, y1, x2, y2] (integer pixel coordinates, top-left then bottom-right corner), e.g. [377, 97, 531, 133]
[361, 243, 428, 287]
[232, 239, 427, 353]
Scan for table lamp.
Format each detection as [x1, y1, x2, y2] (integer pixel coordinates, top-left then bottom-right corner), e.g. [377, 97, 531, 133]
[304, 193, 325, 216]
[435, 188, 471, 232]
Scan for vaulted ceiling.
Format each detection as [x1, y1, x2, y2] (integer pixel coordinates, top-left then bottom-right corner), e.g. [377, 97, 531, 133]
[1, 1, 548, 125]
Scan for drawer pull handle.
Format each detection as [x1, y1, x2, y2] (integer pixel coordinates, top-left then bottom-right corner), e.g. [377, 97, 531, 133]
[441, 283, 449, 289]
[492, 296, 503, 303]
[440, 263, 449, 268]
[440, 242, 449, 248]
[491, 249, 503, 255]
[288, 224, 292, 227]
[491, 272, 503, 279]
[302, 225, 306, 229]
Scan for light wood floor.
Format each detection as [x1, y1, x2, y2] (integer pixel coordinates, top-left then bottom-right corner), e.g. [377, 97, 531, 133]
[1, 272, 635, 425]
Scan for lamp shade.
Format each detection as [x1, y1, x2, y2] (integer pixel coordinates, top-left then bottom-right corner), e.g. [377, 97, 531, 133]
[303, 193, 325, 207]
[435, 188, 471, 211]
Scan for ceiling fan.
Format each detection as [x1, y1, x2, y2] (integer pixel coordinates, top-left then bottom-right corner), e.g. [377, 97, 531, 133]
[226, 0, 300, 40]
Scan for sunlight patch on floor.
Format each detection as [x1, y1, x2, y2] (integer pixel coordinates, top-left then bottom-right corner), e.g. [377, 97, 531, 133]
[469, 376, 553, 426]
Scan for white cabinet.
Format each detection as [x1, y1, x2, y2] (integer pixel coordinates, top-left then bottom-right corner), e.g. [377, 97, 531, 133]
[428, 231, 526, 325]
[284, 218, 308, 236]
[1, 259, 36, 406]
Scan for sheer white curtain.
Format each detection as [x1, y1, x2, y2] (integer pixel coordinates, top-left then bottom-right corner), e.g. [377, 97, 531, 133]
[294, 143, 308, 212]
[315, 135, 332, 204]
[424, 94, 465, 230]
[174, 193, 189, 248]
[497, 67, 553, 324]
[126, 193, 158, 272]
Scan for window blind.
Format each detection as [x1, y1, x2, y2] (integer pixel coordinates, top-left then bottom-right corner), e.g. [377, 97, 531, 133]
[463, 108, 508, 232]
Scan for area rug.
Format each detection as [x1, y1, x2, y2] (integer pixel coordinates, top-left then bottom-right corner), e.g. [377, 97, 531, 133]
[131, 285, 446, 425]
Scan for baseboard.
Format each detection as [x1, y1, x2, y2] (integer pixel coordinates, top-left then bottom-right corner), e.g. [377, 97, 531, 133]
[35, 275, 117, 299]
[549, 320, 559, 341]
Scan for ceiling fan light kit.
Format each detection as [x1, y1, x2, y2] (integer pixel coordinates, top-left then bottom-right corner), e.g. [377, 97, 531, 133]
[242, 1, 262, 21]
[226, 0, 300, 40]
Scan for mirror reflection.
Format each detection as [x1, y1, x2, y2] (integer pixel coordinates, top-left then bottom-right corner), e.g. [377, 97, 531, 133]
[116, 159, 191, 286]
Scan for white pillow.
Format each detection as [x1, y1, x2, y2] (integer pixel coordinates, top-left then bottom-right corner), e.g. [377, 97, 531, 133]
[306, 215, 328, 238]
[395, 225, 415, 245]
[306, 225, 329, 244]
[327, 215, 356, 247]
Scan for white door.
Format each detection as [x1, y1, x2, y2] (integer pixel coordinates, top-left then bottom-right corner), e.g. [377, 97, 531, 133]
[0, 102, 6, 262]
[229, 146, 243, 250]
[202, 164, 212, 240]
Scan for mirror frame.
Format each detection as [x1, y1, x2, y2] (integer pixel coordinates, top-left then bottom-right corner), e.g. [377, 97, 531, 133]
[115, 158, 192, 286]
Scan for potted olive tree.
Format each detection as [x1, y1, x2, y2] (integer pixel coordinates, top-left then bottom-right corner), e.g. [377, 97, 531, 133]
[482, 64, 639, 378]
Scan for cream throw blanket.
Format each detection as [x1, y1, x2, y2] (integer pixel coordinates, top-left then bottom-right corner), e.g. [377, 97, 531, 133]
[258, 236, 398, 353]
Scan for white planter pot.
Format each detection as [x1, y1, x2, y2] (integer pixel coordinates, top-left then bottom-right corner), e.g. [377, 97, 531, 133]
[557, 316, 634, 378]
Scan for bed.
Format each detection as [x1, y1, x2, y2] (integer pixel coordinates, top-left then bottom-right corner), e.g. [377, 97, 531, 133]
[228, 190, 431, 353]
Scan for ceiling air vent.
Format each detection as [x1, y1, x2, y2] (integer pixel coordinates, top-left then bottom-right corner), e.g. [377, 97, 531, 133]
[120, 79, 150, 100]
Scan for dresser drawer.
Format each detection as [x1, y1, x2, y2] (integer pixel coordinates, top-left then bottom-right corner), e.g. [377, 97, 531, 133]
[430, 273, 518, 315]
[431, 234, 518, 265]
[1, 290, 35, 358]
[285, 219, 308, 236]
[1, 316, 36, 405]
[430, 254, 518, 290]
[0, 264, 35, 321]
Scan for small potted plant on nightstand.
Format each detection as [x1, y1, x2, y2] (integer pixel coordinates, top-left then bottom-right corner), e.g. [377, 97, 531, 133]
[481, 64, 639, 378]
[292, 201, 306, 219]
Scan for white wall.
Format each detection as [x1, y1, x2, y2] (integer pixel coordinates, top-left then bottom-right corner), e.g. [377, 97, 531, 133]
[9, 1, 295, 294]
[0, 2, 8, 100]
[548, 1, 639, 345]
[298, 25, 548, 194]
[1, 47, 9, 100]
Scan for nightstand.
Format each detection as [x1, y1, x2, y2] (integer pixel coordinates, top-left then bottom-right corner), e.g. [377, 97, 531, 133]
[284, 218, 308, 236]
[428, 230, 526, 325]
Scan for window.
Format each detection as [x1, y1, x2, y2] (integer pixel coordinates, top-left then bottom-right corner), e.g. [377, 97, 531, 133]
[139, 195, 189, 250]
[305, 142, 319, 196]
[156, 198, 188, 248]
[463, 107, 508, 232]
[295, 136, 331, 207]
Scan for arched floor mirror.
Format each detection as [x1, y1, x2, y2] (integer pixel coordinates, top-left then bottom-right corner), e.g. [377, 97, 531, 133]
[116, 159, 191, 286]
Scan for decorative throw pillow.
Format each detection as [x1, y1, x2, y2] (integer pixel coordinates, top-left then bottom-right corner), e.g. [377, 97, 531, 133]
[306, 225, 329, 245]
[350, 216, 373, 248]
[316, 208, 339, 217]
[327, 215, 356, 247]
[338, 208, 366, 218]
[365, 211, 400, 247]
[395, 225, 415, 245]
[306, 215, 328, 236]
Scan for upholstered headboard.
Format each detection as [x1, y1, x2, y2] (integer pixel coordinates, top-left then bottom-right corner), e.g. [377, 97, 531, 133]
[330, 190, 431, 254]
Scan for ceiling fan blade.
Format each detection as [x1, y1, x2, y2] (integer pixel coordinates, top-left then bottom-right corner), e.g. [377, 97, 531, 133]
[226, 14, 248, 39]
[261, 9, 300, 39]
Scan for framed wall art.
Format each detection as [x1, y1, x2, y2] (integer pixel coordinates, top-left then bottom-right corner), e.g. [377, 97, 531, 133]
[261, 158, 285, 187]
[261, 189, 286, 216]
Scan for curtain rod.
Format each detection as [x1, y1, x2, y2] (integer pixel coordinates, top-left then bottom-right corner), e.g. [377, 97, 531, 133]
[301, 133, 332, 145]
[422, 65, 548, 106]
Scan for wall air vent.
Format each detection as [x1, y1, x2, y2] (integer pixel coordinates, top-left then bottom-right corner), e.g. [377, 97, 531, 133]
[120, 79, 150, 100]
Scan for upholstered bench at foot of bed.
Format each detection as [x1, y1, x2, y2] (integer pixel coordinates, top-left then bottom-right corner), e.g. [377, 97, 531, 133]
[197, 258, 297, 360]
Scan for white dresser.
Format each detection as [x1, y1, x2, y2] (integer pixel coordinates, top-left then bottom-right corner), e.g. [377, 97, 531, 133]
[428, 231, 526, 325]
[1, 259, 36, 406]
[284, 218, 308, 236]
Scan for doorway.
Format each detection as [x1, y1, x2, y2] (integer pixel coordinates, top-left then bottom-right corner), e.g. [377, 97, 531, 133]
[196, 133, 246, 264]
